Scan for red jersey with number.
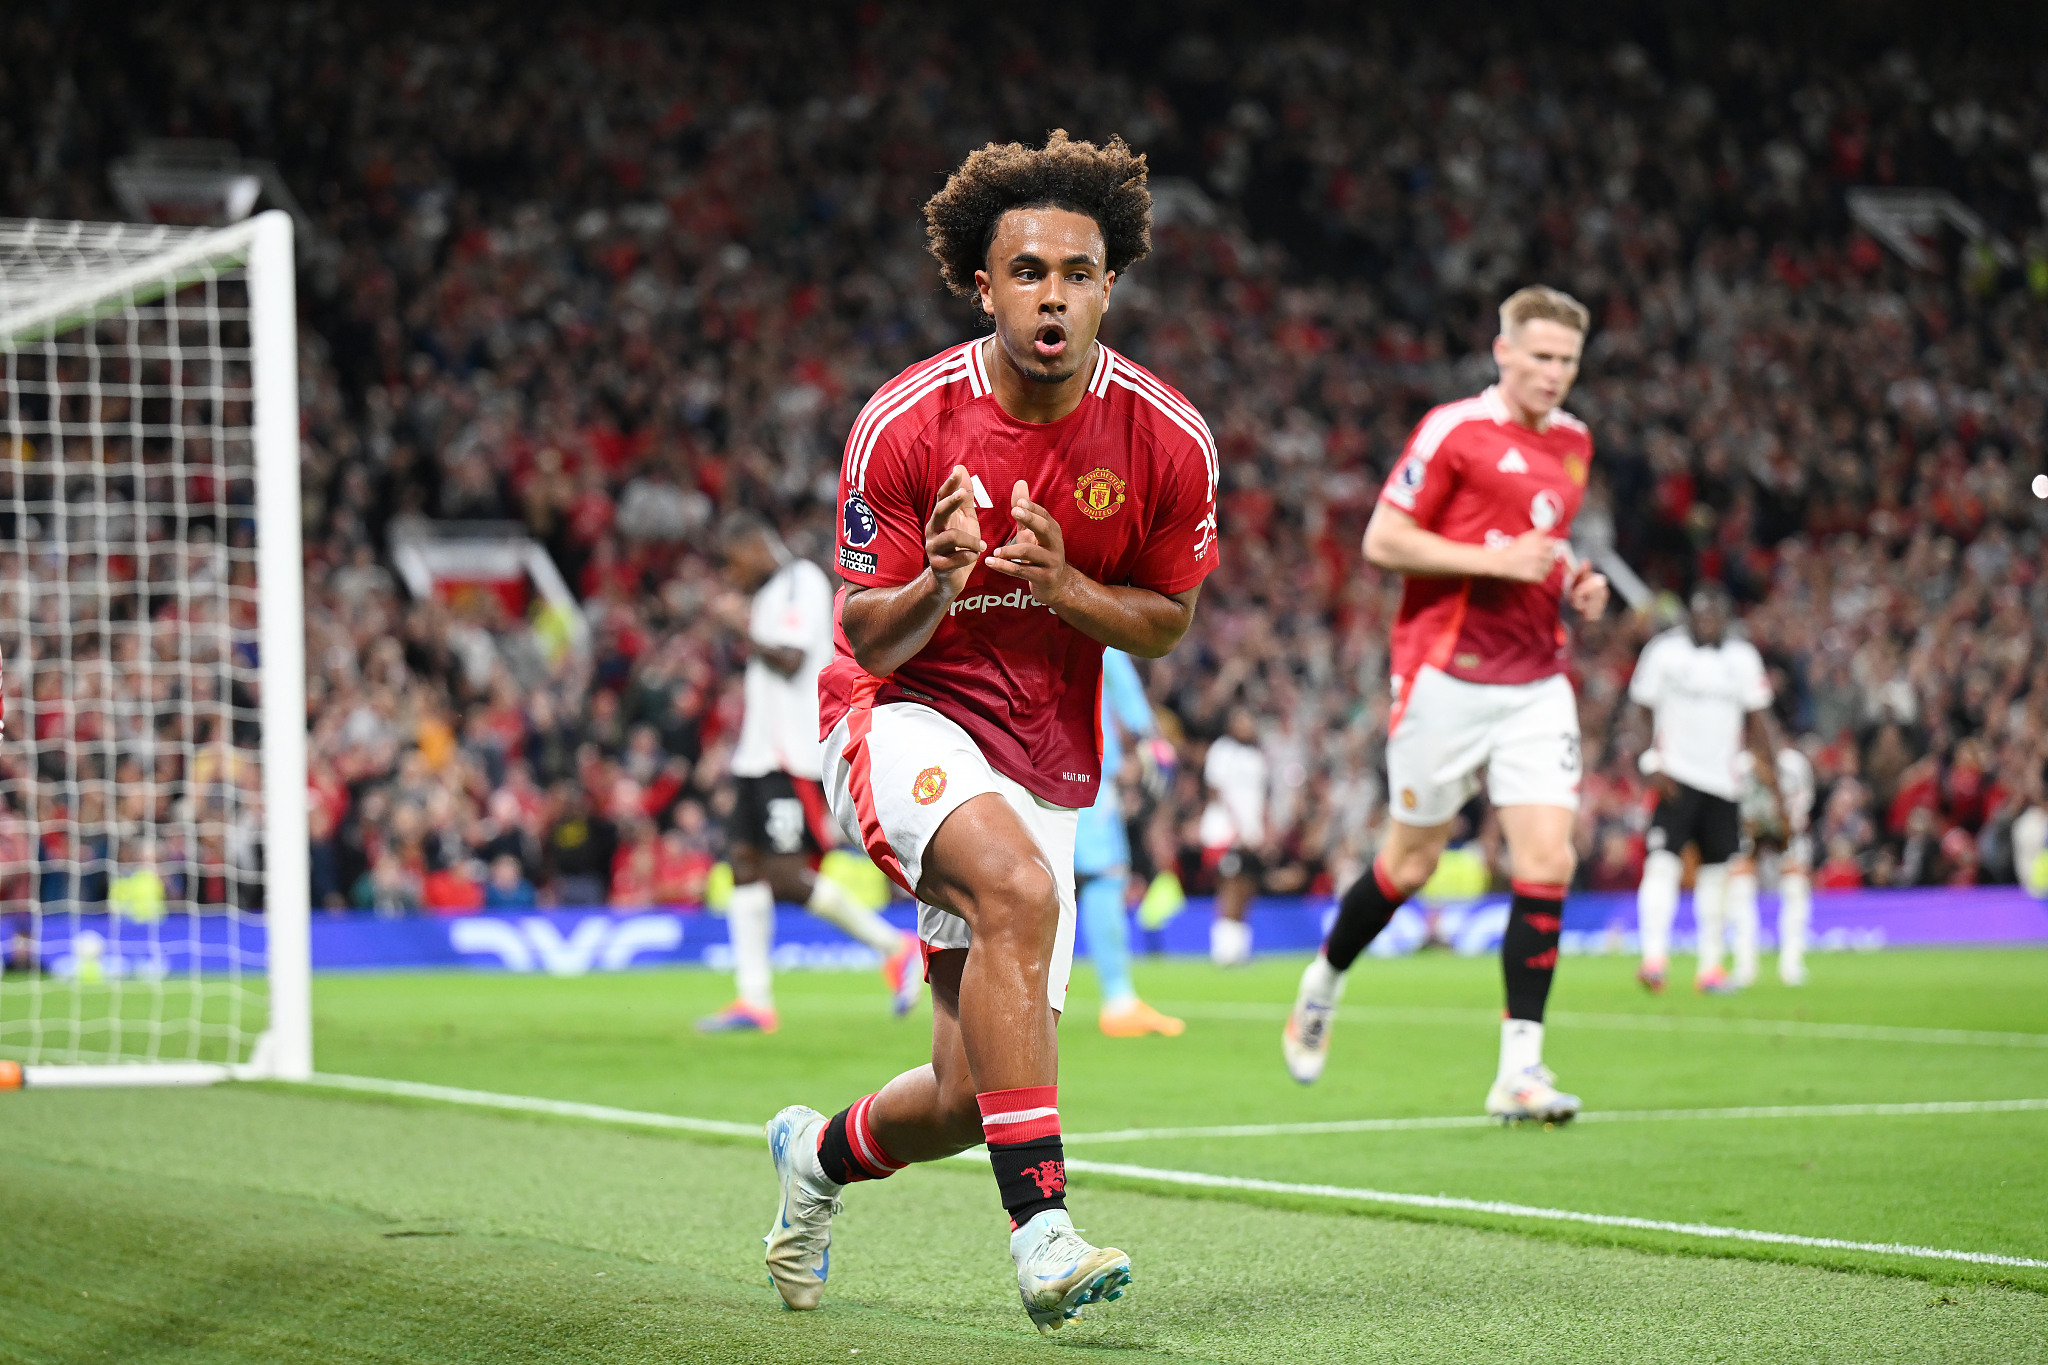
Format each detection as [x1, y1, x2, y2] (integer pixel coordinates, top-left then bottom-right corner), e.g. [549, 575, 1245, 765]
[1378, 385, 1592, 699]
[820, 338, 1219, 808]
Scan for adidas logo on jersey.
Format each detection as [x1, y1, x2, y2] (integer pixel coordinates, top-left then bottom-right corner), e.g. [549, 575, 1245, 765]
[1497, 448, 1529, 473]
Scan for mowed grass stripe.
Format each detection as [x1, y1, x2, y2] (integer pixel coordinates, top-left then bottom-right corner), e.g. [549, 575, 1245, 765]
[14, 1084, 2048, 1364]
[303, 1072, 2048, 1272]
[1157, 1000, 2048, 1047]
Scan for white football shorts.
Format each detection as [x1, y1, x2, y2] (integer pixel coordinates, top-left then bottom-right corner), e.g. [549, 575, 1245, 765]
[821, 700, 1078, 1011]
[1385, 667, 1582, 827]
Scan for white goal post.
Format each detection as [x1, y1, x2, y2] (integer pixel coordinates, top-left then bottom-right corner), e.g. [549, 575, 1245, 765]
[0, 210, 308, 1087]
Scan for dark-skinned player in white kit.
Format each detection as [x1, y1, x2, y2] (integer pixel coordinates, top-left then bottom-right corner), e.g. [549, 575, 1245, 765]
[1282, 286, 1610, 1123]
[762, 132, 1218, 1333]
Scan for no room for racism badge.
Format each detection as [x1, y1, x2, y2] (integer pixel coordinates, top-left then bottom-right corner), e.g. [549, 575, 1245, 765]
[842, 490, 879, 546]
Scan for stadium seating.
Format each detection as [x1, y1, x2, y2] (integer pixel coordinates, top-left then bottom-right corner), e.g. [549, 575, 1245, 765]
[3, 5, 2044, 911]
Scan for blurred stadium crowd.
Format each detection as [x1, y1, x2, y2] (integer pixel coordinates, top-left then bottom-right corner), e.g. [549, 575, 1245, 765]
[3, 4, 2046, 914]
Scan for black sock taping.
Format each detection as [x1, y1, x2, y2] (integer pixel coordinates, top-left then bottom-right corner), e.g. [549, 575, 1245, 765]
[1324, 866, 1403, 972]
[988, 1136, 1067, 1228]
[815, 1106, 871, 1185]
[1502, 892, 1564, 1022]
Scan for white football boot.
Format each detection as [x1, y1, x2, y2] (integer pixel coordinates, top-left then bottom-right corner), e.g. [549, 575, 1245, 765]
[1010, 1209, 1131, 1335]
[1281, 957, 1346, 1085]
[763, 1105, 842, 1310]
[1484, 1065, 1581, 1124]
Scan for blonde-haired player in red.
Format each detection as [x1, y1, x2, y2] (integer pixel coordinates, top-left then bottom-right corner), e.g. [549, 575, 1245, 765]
[1282, 286, 1609, 1122]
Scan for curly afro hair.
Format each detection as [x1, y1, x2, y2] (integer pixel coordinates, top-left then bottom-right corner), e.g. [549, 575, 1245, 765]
[923, 130, 1151, 300]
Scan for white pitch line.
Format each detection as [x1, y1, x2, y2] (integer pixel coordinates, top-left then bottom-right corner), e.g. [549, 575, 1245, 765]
[1153, 1001, 2048, 1049]
[297, 1073, 2048, 1272]
[1067, 1114, 1498, 1143]
[304, 1072, 762, 1138]
[1058, 1159, 2048, 1270]
[1062, 1098, 2048, 1145]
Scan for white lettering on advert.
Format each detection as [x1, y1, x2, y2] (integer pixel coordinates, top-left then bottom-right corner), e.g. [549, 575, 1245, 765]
[947, 587, 1056, 618]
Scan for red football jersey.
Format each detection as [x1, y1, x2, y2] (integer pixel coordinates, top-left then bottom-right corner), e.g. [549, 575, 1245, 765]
[1378, 385, 1592, 697]
[820, 338, 1220, 808]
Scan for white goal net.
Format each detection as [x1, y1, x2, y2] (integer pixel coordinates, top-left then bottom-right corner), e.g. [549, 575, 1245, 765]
[0, 213, 308, 1087]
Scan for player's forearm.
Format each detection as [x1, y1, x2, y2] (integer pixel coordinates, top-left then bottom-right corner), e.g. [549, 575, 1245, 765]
[1362, 512, 1502, 579]
[749, 638, 806, 677]
[1045, 575, 1195, 658]
[839, 574, 953, 677]
[1746, 713, 1780, 794]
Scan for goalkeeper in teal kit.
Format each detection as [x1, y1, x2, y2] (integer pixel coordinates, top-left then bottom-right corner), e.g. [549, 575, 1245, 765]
[1076, 649, 1183, 1037]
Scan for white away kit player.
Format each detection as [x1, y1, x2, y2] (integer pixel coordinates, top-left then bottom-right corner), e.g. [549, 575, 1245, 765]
[1728, 737, 1815, 987]
[1282, 285, 1610, 1123]
[698, 513, 917, 1034]
[1629, 583, 1776, 994]
[1200, 706, 1268, 965]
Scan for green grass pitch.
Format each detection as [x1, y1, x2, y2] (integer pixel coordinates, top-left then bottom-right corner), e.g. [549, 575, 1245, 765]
[4, 947, 2046, 1362]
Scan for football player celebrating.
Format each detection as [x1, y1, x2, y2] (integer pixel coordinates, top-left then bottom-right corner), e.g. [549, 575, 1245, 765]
[1282, 286, 1607, 1123]
[762, 133, 1218, 1332]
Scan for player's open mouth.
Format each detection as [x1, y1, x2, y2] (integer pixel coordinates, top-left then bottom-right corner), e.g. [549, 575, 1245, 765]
[1033, 323, 1067, 361]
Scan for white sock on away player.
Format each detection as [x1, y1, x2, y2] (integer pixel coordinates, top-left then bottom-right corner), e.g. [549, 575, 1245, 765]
[805, 874, 902, 956]
[1778, 872, 1811, 985]
[1637, 849, 1682, 970]
[1726, 869, 1760, 987]
[1209, 917, 1252, 966]
[1693, 861, 1730, 982]
[728, 881, 776, 1012]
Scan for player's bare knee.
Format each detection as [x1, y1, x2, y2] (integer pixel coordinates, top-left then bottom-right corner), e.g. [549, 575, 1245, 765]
[1516, 850, 1575, 887]
[756, 852, 809, 904]
[1386, 847, 1440, 894]
[731, 847, 763, 886]
[978, 858, 1060, 935]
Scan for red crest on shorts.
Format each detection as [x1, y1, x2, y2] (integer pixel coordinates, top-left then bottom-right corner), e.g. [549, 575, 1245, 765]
[912, 766, 947, 805]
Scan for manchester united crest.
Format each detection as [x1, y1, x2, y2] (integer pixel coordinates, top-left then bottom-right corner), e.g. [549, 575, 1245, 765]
[1072, 467, 1127, 520]
[1563, 453, 1589, 487]
[912, 766, 948, 806]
